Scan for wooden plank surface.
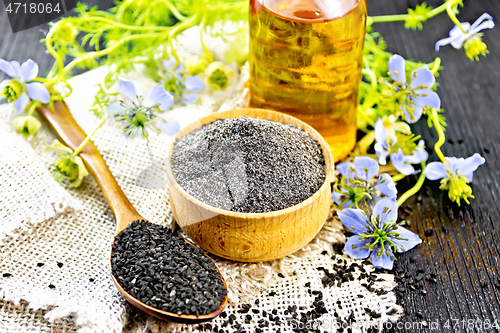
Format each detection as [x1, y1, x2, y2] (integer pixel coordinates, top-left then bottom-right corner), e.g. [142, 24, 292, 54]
[1, 1, 499, 332]
[367, 1, 500, 332]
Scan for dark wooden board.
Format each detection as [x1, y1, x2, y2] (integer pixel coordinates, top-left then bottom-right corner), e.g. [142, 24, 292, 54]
[366, 0, 500, 332]
[1, 1, 499, 332]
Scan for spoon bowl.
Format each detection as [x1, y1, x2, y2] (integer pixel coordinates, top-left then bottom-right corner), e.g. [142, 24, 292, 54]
[38, 101, 228, 323]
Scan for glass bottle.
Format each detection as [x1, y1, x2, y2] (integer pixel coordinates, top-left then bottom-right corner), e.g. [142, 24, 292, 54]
[249, 0, 367, 161]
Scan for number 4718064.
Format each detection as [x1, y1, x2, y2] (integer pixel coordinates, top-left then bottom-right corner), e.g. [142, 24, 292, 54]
[443, 319, 500, 330]
[6, 2, 61, 14]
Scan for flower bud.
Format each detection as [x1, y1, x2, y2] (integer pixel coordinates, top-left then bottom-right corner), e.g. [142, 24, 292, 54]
[204, 62, 235, 91]
[46, 140, 89, 187]
[54, 21, 79, 44]
[185, 56, 209, 76]
[12, 115, 41, 139]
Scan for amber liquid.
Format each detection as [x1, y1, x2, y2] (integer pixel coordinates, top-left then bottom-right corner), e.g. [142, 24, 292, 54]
[249, 0, 367, 161]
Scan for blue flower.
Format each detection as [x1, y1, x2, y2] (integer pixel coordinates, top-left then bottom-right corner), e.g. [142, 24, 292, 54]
[423, 153, 485, 206]
[388, 54, 440, 123]
[332, 156, 397, 209]
[338, 198, 422, 270]
[374, 118, 428, 175]
[435, 13, 495, 61]
[163, 60, 204, 105]
[109, 80, 178, 139]
[0, 59, 50, 114]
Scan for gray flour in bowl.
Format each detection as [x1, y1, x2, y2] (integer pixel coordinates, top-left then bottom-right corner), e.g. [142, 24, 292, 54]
[170, 116, 326, 213]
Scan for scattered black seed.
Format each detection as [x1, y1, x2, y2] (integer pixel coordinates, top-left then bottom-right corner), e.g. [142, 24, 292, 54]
[484, 148, 490, 154]
[268, 291, 276, 297]
[241, 303, 251, 310]
[48, 284, 55, 289]
[111, 220, 227, 317]
[448, 139, 454, 144]
[254, 299, 260, 305]
[170, 117, 326, 213]
[424, 228, 434, 237]
[277, 273, 285, 278]
[57, 262, 64, 268]
[457, 139, 463, 144]
[89, 278, 95, 282]
[332, 242, 344, 254]
[2, 273, 12, 277]
[37, 263, 44, 267]
[321, 250, 328, 255]
[251, 309, 259, 314]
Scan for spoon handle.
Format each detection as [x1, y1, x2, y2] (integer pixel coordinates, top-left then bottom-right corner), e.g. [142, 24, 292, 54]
[38, 102, 143, 232]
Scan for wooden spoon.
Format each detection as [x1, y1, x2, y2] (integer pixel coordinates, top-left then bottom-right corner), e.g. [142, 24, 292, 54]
[37, 101, 228, 324]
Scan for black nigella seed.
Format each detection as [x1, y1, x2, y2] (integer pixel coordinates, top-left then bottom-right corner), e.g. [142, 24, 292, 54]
[170, 117, 326, 214]
[57, 262, 64, 268]
[484, 148, 490, 154]
[48, 284, 55, 289]
[37, 263, 44, 267]
[110, 220, 227, 317]
[424, 228, 434, 237]
[2, 273, 12, 277]
[277, 273, 285, 278]
[89, 278, 95, 282]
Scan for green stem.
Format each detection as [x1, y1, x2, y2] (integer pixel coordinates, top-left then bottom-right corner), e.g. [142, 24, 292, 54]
[45, 22, 65, 80]
[361, 68, 377, 90]
[77, 17, 173, 31]
[27, 101, 41, 116]
[162, 0, 188, 21]
[72, 116, 107, 156]
[397, 162, 426, 207]
[446, 2, 467, 34]
[62, 31, 167, 75]
[368, 0, 458, 24]
[199, 13, 214, 62]
[430, 108, 447, 164]
[167, 14, 199, 62]
[429, 57, 441, 75]
[369, 14, 412, 24]
[392, 173, 406, 182]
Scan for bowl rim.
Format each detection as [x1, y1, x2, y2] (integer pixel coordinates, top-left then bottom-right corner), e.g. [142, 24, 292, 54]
[165, 108, 335, 218]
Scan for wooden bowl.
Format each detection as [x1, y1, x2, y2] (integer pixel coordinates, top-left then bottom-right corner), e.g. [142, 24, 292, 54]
[165, 108, 335, 262]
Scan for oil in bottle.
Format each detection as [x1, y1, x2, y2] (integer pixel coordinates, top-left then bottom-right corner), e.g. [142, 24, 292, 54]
[249, 0, 367, 161]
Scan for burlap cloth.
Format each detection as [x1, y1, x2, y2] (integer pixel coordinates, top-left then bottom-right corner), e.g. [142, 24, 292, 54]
[0, 29, 402, 333]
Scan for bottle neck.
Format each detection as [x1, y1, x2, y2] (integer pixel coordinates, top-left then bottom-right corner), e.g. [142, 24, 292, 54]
[257, 0, 359, 22]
